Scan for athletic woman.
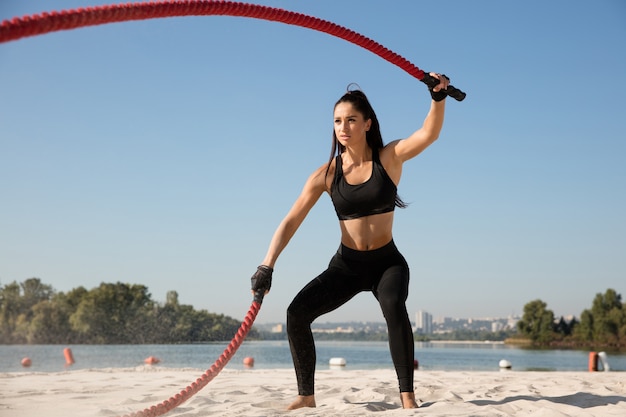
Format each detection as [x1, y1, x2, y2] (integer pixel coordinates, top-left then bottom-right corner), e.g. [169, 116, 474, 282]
[250, 73, 449, 409]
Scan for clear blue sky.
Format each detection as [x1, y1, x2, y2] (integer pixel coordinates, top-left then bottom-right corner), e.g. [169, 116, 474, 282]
[1, 0, 624, 325]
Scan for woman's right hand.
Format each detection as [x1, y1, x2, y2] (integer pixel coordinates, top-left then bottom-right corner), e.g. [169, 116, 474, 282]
[250, 265, 273, 301]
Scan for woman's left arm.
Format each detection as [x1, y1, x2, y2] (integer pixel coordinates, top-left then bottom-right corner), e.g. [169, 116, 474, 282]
[390, 73, 449, 163]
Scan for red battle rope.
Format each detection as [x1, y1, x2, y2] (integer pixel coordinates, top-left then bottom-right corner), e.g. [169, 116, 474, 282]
[121, 296, 262, 417]
[0, 0, 465, 100]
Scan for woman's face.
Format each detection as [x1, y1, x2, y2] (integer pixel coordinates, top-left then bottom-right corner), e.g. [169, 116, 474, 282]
[333, 102, 371, 148]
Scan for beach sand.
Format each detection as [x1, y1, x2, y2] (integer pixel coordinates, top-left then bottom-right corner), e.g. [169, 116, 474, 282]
[1, 367, 625, 416]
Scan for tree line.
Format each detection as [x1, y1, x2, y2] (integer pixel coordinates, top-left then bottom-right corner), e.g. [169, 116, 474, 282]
[0, 278, 258, 344]
[515, 288, 625, 348]
[2, 278, 623, 347]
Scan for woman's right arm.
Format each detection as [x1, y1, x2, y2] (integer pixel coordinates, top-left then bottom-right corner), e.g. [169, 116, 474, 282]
[261, 164, 329, 268]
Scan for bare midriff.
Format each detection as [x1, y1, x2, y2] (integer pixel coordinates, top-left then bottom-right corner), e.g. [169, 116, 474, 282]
[338, 211, 394, 251]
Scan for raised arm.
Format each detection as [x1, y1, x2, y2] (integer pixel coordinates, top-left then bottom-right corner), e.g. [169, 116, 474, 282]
[390, 73, 449, 162]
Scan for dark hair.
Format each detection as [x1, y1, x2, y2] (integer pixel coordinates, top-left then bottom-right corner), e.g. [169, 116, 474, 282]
[327, 86, 383, 163]
[326, 85, 407, 209]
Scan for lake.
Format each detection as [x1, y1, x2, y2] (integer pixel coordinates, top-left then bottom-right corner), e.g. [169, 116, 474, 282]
[1, 341, 624, 373]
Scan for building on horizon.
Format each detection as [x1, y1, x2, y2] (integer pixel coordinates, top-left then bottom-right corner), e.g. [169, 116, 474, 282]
[415, 310, 433, 334]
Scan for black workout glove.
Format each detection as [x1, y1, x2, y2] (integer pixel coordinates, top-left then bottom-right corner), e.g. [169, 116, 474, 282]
[429, 74, 449, 102]
[251, 265, 273, 301]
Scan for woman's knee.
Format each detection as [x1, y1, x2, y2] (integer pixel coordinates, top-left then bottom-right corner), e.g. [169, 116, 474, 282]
[378, 286, 407, 309]
[287, 299, 312, 329]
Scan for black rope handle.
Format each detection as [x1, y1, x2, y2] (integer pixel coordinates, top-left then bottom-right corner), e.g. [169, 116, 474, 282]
[421, 72, 466, 101]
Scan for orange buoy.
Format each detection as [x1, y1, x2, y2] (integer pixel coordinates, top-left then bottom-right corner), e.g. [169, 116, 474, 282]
[21, 357, 32, 367]
[144, 356, 160, 365]
[243, 357, 254, 367]
[64, 348, 75, 366]
[588, 352, 598, 372]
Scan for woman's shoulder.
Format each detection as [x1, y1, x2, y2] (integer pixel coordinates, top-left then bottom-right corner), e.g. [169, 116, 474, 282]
[379, 141, 401, 163]
[379, 142, 404, 182]
[307, 159, 336, 192]
[381, 139, 402, 154]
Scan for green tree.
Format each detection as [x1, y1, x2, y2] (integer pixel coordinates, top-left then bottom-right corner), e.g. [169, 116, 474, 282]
[166, 290, 179, 306]
[20, 278, 54, 307]
[590, 289, 624, 345]
[0, 278, 55, 343]
[149, 298, 195, 343]
[517, 299, 555, 344]
[0, 281, 22, 343]
[27, 298, 74, 343]
[35, 286, 90, 343]
[1, 279, 257, 344]
[69, 282, 154, 343]
[573, 309, 594, 342]
[554, 316, 577, 338]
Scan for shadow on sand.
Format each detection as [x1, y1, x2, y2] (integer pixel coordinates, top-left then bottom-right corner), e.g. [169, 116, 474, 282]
[467, 392, 626, 409]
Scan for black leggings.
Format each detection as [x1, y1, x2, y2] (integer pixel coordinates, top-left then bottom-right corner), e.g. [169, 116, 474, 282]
[286, 240, 414, 396]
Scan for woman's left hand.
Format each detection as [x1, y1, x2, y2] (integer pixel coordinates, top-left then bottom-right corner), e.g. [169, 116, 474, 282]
[429, 72, 450, 101]
[430, 72, 450, 92]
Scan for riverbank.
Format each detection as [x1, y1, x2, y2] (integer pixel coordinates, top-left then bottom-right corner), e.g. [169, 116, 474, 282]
[2, 367, 625, 416]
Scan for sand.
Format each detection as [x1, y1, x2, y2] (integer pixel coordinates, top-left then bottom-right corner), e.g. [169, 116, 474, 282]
[1, 367, 625, 416]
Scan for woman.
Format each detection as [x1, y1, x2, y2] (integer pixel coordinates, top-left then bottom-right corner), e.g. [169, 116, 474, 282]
[250, 73, 449, 409]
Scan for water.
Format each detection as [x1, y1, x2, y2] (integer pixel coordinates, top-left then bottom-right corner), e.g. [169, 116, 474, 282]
[1, 341, 624, 373]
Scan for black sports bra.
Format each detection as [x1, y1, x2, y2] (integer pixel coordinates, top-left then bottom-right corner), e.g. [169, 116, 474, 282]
[330, 152, 398, 220]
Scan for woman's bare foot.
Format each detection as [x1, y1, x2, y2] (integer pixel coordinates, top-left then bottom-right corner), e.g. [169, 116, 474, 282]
[287, 395, 316, 410]
[400, 391, 419, 408]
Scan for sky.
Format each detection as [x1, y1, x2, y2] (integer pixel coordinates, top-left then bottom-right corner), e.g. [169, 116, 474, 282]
[1, 0, 625, 325]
